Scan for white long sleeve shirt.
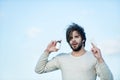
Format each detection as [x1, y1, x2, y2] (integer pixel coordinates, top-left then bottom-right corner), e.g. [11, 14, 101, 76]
[35, 51, 113, 80]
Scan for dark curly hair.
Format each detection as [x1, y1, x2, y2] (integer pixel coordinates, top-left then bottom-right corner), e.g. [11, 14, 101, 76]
[66, 23, 86, 46]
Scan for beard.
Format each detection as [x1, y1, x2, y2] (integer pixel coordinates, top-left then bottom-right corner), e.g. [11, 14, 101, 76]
[70, 41, 83, 51]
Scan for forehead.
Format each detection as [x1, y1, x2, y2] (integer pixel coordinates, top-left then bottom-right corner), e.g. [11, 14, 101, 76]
[70, 30, 80, 36]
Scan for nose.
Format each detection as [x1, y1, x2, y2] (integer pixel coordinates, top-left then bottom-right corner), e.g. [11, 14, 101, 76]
[71, 37, 76, 42]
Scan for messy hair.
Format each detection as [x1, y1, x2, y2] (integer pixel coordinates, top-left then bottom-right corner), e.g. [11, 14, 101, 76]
[66, 23, 86, 46]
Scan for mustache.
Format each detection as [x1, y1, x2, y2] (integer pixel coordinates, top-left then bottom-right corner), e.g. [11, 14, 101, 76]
[69, 42, 83, 51]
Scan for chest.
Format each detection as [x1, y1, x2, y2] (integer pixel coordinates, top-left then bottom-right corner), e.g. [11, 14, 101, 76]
[59, 55, 96, 72]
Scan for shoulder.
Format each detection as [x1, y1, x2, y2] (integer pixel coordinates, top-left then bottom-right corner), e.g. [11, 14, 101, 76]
[54, 53, 70, 63]
[56, 53, 69, 57]
[53, 53, 70, 60]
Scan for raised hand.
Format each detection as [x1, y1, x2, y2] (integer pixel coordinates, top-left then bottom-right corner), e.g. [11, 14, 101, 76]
[91, 43, 104, 63]
[45, 41, 59, 54]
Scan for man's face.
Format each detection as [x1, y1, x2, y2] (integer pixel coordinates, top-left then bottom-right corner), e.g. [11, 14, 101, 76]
[69, 31, 83, 51]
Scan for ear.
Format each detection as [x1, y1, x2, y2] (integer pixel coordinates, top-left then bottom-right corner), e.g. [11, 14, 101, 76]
[82, 40, 85, 42]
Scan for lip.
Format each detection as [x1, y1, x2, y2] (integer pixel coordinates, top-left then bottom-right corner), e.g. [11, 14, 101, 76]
[72, 42, 78, 45]
[72, 44, 77, 46]
[71, 43, 78, 47]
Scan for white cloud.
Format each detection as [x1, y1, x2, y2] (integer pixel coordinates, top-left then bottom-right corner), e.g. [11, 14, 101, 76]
[99, 39, 120, 54]
[26, 27, 41, 38]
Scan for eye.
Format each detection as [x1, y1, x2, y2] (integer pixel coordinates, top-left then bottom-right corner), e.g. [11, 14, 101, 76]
[69, 36, 73, 40]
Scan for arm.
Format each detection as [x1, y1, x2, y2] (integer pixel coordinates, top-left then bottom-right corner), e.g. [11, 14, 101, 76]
[95, 62, 113, 80]
[35, 51, 60, 74]
[91, 43, 113, 80]
[35, 41, 60, 74]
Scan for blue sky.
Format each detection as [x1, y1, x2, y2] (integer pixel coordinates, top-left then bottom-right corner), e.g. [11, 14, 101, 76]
[0, 0, 120, 80]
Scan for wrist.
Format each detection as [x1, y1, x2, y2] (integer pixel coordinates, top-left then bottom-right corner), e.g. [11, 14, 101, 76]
[97, 58, 104, 63]
[44, 49, 51, 54]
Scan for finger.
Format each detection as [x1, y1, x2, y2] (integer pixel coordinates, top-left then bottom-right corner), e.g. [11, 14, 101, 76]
[91, 48, 95, 53]
[48, 41, 53, 46]
[91, 47, 98, 53]
[52, 41, 57, 46]
[91, 42, 97, 48]
[54, 41, 57, 45]
[50, 40, 54, 44]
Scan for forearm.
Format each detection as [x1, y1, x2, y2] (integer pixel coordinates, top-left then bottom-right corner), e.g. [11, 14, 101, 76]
[35, 51, 49, 74]
[97, 57, 104, 63]
[96, 62, 113, 80]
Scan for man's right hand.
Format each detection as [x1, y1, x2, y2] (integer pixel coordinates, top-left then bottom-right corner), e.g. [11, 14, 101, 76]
[44, 41, 59, 54]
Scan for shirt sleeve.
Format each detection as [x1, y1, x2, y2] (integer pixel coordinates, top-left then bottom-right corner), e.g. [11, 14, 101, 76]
[95, 62, 113, 80]
[35, 52, 60, 74]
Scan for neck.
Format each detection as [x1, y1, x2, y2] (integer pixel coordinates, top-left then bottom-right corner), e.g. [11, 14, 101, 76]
[72, 48, 86, 57]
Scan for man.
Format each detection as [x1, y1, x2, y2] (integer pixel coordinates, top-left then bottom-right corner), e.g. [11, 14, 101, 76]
[35, 23, 113, 80]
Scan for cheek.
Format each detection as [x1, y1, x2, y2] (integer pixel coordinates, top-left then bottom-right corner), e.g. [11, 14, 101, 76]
[75, 38, 78, 41]
[69, 41, 72, 45]
[75, 38, 81, 43]
[78, 39, 82, 43]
